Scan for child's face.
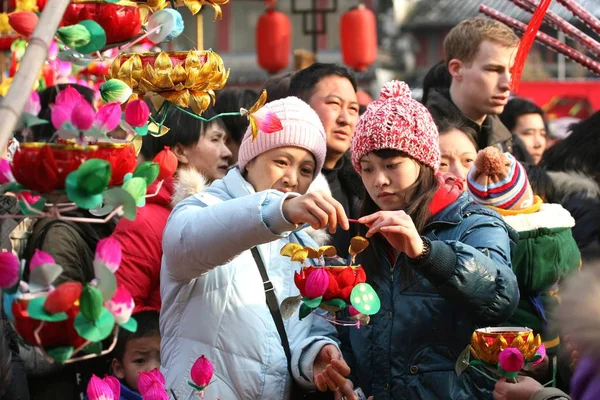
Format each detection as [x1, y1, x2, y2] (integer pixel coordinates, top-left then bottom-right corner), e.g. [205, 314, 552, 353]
[112, 334, 161, 390]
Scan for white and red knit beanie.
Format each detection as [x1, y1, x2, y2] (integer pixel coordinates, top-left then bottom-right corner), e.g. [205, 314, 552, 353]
[350, 80, 440, 172]
[237, 96, 327, 176]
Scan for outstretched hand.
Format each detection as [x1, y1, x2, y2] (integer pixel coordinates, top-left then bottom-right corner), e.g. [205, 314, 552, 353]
[283, 192, 349, 233]
[358, 211, 423, 258]
[313, 345, 357, 399]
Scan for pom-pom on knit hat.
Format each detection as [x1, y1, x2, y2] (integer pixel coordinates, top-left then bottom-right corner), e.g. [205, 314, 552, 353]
[467, 146, 535, 210]
[237, 96, 327, 177]
[350, 80, 440, 172]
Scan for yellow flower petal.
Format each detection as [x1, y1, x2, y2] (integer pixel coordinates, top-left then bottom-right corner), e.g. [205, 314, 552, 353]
[183, 0, 202, 15]
[154, 52, 174, 71]
[189, 90, 212, 115]
[248, 89, 268, 115]
[162, 89, 190, 108]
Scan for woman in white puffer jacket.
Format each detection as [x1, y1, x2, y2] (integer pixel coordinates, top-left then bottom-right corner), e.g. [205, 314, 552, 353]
[160, 97, 356, 400]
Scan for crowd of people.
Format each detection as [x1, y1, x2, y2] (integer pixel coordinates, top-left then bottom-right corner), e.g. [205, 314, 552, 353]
[1, 15, 600, 400]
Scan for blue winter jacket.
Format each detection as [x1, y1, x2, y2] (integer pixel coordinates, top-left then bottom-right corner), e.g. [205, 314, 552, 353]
[341, 192, 520, 399]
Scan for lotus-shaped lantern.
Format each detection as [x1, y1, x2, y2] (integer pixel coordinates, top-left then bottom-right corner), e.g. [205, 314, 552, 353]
[470, 327, 542, 366]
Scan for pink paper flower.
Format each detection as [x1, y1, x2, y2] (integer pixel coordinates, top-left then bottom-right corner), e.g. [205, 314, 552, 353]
[94, 102, 122, 133]
[533, 344, 546, 366]
[95, 237, 122, 272]
[24, 91, 41, 116]
[50, 103, 73, 129]
[190, 355, 214, 388]
[141, 385, 168, 400]
[0, 251, 20, 289]
[0, 159, 15, 184]
[252, 107, 283, 134]
[125, 100, 149, 128]
[21, 192, 41, 205]
[498, 348, 525, 373]
[138, 369, 167, 400]
[105, 286, 135, 325]
[348, 305, 360, 317]
[86, 375, 115, 400]
[71, 101, 95, 131]
[305, 267, 329, 298]
[103, 376, 120, 399]
[30, 249, 55, 270]
[55, 86, 83, 110]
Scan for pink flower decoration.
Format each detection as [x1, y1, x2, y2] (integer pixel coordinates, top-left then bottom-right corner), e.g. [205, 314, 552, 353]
[0, 251, 20, 289]
[103, 376, 120, 399]
[71, 101, 95, 131]
[56, 60, 72, 77]
[190, 355, 214, 388]
[0, 159, 15, 184]
[94, 102, 122, 133]
[50, 104, 73, 129]
[498, 348, 525, 373]
[21, 192, 41, 205]
[533, 344, 546, 366]
[48, 40, 58, 60]
[105, 286, 135, 324]
[348, 305, 360, 317]
[138, 369, 167, 400]
[252, 108, 283, 134]
[86, 375, 115, 400]
[305, 267, 329, 298]
[141, 385, 168, 400]
[56, 86, 83, 107]
[125, 100, 149, 128]
[95, 237, 122, 272]
[30, 249, 55, 270]
[24, 91, 41, 116]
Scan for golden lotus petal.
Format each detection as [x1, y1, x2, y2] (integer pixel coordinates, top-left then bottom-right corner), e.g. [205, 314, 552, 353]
[185, 50, 203, 71]
[291, 249, 309, 263]
[207, 3, 223, 21]
[349, 236, 369, 256]
[183, 0, 202, 14]
[248, 89, 268, 115]
[154, 52, 173, 71]
[304, 247, 319, 259]
[190, 90, 212, 114]
[171, 65, 187, 85]
[281, 243, 304, 257]
[117, 55, 143, 88]
[512, 335, 524, 350]
[148, 122, 170, 137]
[110, 55, 122, 79]
[318, 246, 337, 258]
[162, 89, 190, 108]
[249, 117, 258, 141]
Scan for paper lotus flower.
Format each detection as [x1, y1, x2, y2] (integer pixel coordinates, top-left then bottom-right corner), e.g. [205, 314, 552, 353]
[100, 79, 133, 104]
[189, 354, 214, 392]
[0, 158, 15, 184]
[109, 50, 229, 115]
[31, 249, 54, 269]
[125, 99, 150, 132]
[305, 267, 329, 298]
[241, 89, 283, 141]
[87, 375, 117, 400]
[105, 286, 135, 326]
[470, 327, 542, 367]
[8, 11, 38, 37]
[182, 0, 228, 19]
[138, 369, 168, 400]
[0, 251, 20, 289]
[94, 103, 122, 133]
[152, 146, 178, 181]
[95, 237, 122, 273]
[498, 347, 525, 374]
[295, 265, 367, 303]
[23, 90, 41, 116]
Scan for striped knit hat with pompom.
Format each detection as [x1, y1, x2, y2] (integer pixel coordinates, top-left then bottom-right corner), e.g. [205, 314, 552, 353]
[467, 146, 534, 210]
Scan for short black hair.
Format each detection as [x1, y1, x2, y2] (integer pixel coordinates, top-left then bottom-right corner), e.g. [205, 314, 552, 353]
[421, 60, 452, 105]
[288, 63, 357, 103]
[260, 71, 294, 103]
[524, 163, 556, 203]
[27, 84, 97, 142]
[112, 310, 160, 362]
[214, 88, 258, 145]
[140, 105, 225, 161]
[436, 117, 478, 149]
[499, 98, 546, 132]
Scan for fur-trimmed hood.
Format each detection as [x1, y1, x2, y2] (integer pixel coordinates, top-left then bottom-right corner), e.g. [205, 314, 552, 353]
[548, 170, 600, 203]
[170, 168, 331, 246]
[501, 202, 576, 233]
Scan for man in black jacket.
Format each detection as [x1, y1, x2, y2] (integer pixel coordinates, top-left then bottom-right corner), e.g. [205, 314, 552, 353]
[289, 63, 364, 258]
[426, 17, 520, 153]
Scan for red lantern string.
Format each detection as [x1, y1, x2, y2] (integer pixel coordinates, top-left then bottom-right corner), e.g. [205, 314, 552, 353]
[510, 0, 553, 92]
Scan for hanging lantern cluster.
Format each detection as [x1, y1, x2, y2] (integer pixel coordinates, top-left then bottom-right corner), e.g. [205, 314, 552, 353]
[339, 4, 377, 72]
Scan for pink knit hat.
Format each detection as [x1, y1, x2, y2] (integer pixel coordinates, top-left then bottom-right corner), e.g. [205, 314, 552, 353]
[351, 81, 440, 172]
[237, 96, 327, 176]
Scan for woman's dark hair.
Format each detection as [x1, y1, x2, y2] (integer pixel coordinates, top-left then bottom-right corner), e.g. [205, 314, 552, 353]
[360, 149, 439, 234]
[541, 110, 600, 182]
[214, 88, 258, 145]
[421, 60, 452, 105]
[436, 117, 478, 149]
[525, 163, 556, 203]
[499, 98, 546, 132]
[140, 105, 225, 161]
[260, 71, 295, 103]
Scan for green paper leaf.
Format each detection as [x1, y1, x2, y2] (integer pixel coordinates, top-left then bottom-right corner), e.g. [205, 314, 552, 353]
[27, 297, 68, 322]
[188, 381, 205, 391]
[299, 303, 313, 320]
[75, 20, 107, 54]
[103, 187, 137, 220]
[21, 114, 48, 127]
[280, 295, 302, 320]
[19, 197, 46, 216]
[302, 296, 323, 309]
[83, 341, 103, 355]
[58, 24, 91, 48]
[80, 284, 104, 321]
[47, 346, 74, 364]
[320, 298, 347, 312]
[120, 317, 138, 332]
[100, 79, 132, 104]
[75, 159, 112, 196]
[57, 49, 92, 66]
[133, 124, 149, 136]
[93, 261, 117, 301]
[29, 263, 63, 292]
[122, 177, 147, 207]
[498, 365, 519, 379]
[0, 182, 24, 194]
[133, 162, 159, 186]
[74, 308, 115, 342]
[350, 283, 381, 315]
[455, 345, 471, 376]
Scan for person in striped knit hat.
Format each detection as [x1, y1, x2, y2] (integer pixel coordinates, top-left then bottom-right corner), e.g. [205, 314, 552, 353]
[468, 146, 581, 378]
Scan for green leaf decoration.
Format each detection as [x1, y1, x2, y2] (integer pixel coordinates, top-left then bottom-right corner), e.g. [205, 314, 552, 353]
[103, 187, 137, 221]
[133, 124, 149, 136]
[57, 24, 91, 48]
[120, 317, 138, 332]
[57, 49, 92, 66]
[122, 177, 147, 207]
[21, 114, 48, 128]
[47, 346, 74, 364]
[133, 162, 159, 186]
[19, 197, 46, 216]
[455, 345, 471, 377]
[0, 182, 24, 194]
[65, 159, 111, 209]
[93, 261, 117, 301]
[80, 284, 104, 321]
[83, 341, 103, 355]
[280, 295, 302, 320]
[319, 298, 347, 313]
[26, 297, 68, 322]
[75, 20, 107, 54]
[350, 283, 381, 315]
[302, 296, 323, 309]
[299, 303, 313, 320]
[74, 307, 115, 342]
[29, 263, 63, 292]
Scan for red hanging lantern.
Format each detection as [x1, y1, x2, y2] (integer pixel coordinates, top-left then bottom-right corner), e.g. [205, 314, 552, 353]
[340, 4, 377, 72]
[256, 5, 291, 74]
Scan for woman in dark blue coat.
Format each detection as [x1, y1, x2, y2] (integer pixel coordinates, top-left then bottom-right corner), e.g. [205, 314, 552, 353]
[337, 81, 519, 399]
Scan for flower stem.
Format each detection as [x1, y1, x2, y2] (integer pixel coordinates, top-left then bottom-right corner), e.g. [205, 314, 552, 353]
[469, 366, 498, 382]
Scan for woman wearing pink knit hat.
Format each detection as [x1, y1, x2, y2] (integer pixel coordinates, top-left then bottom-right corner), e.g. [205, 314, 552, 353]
[340, 81, 520, 399]
[160, 96, 358, 399]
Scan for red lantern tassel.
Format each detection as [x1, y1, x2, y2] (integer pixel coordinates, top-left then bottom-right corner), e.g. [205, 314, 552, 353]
[511, 0, 553, 92]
